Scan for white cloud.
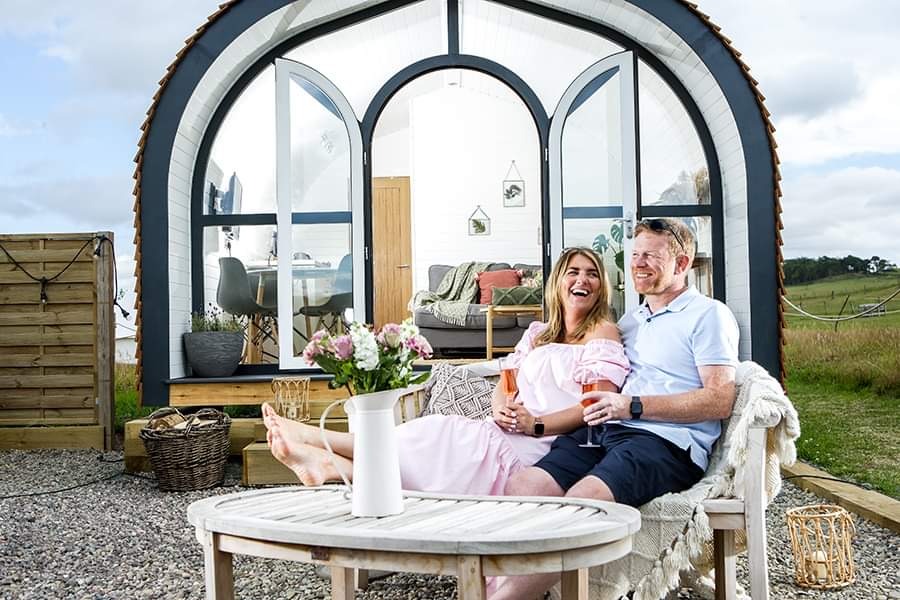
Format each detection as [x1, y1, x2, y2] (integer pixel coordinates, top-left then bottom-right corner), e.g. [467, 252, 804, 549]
[40, 44, 79, 63]
[781, 166, 900, 260]
[0, 113, 39, 137]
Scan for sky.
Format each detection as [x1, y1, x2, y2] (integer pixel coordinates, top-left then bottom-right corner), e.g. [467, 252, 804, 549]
[1, 0, 898, 332]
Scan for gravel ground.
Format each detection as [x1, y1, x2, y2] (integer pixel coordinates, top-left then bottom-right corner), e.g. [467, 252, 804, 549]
[0, 449, 897, 600]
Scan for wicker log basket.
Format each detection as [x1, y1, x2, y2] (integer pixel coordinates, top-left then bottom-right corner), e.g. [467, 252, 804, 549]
[140, 407, 231, 492]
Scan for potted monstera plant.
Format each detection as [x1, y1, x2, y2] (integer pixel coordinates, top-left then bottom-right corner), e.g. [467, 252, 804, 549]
[183, 305, 244, 377]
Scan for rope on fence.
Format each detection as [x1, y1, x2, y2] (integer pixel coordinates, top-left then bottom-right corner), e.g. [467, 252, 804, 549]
[0, 235, 129, 317]
[782, 287, 900, 322]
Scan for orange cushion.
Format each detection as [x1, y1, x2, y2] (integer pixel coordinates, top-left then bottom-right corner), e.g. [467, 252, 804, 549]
[476, 269, 521, 304]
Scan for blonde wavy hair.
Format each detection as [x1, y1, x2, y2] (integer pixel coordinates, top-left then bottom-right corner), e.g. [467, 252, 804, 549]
[533, 247, 611, 348]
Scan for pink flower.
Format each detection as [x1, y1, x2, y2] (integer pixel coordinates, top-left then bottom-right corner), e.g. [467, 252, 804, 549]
[331, 335, 354, 360]
[302, 330, 331, 365]
[378, 323, 403, 348]
[405, 334, 433, 359]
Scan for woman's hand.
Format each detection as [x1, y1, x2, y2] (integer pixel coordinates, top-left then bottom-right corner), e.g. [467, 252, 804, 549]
[494, 400, 535, 434]
[582, 391, 630, 425]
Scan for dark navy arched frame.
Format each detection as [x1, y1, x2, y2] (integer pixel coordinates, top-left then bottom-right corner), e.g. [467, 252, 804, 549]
[140, 0, 779, 405]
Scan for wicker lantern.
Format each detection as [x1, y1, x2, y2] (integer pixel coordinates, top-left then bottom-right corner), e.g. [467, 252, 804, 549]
[786, 504, 856, 589]
[271, 376, 311, 422]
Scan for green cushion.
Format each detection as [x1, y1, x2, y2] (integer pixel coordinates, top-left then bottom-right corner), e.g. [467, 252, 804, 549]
[491, 286, 542, 306]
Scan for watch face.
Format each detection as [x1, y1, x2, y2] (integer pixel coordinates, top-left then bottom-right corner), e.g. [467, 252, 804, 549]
[630, 399, 642, 418]
[534, 421, 544, 436]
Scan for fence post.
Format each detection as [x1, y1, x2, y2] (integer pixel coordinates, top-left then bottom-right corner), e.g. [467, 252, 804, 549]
[95, 231, 115, 451]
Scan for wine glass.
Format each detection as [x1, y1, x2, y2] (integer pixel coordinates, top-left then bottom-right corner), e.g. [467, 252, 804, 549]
[498, 356, 519, 432]
[579, 381, 602, 448]
[497, 356, 519, 402]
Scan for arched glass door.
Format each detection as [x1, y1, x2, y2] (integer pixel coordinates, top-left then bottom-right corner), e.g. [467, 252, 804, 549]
[275, 58, 365, 368]
[549, 52, 638, 316]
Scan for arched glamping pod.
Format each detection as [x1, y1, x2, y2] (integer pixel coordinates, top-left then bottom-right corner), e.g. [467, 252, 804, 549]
[134, 0, 783, 406]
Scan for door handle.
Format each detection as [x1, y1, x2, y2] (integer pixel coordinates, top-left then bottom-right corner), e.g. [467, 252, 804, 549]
[396, 264, 410, 269]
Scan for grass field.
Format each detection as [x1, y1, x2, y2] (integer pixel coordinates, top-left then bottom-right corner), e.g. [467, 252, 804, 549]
[784, 273, 899, 497]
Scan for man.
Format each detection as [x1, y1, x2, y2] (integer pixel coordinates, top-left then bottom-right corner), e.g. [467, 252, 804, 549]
[492, 218, 740, 600]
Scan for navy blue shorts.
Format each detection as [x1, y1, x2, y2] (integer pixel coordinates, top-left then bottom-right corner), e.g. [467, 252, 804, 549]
[534, 424, 705, 507]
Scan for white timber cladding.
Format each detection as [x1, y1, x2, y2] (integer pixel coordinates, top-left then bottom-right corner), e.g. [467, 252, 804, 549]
[165, 0, 756, 372]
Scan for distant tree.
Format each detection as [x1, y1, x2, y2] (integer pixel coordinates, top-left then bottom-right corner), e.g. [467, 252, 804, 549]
[783, 254, 897, 284]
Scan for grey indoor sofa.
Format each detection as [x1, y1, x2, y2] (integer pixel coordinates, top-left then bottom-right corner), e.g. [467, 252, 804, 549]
[413, 263, 541, 356]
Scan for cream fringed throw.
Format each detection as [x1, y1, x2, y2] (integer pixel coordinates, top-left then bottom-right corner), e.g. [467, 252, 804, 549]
[554, 361, 801, 600]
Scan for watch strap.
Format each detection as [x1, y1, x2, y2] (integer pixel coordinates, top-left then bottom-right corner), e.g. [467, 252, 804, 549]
[630, 396, 643, 420]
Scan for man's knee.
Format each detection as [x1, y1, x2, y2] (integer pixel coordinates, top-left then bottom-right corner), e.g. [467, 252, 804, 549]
[565, 475, 616, 502]
[504, 467, 564, 497]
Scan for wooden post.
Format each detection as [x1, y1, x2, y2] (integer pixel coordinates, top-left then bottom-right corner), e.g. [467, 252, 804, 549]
[713, 529, 737, 600]
[201, 531, 235, 600]
[330, 566, 355, 600]
[95, 231, 115, 451]
[456, 555, 486, 600]
[485, 307, 495, 359]
[745, 427, 770, 600]
[560, 568, 589, 600]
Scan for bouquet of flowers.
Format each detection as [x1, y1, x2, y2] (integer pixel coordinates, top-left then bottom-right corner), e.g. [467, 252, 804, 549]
[302, 319, 433, 395]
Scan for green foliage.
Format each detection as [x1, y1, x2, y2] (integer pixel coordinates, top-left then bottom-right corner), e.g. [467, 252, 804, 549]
[784, 255, 897, 284]
[191, 303, 243, 332]
[784, 273, 900, 496]
[593, 222, 624, 272]
[114, 363, 152, 431]
[787, 379, 899, 499]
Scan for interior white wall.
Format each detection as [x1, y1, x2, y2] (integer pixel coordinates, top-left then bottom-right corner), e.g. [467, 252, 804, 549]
[372, 128, 411, 176]
[407, 85, 543, 292]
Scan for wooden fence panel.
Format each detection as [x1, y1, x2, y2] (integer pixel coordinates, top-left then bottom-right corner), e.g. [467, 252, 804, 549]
[0, 232, 114, 450]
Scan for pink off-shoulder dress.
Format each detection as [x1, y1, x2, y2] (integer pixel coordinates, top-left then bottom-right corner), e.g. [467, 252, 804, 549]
[396, 321, 630, 496]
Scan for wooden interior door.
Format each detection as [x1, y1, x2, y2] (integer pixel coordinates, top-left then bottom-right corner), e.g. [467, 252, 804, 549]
[372, 177, 412, 329]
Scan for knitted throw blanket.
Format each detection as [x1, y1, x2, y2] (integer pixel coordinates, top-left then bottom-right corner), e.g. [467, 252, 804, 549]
[410, 261, 492, 327]
[554, 361, 800, 600]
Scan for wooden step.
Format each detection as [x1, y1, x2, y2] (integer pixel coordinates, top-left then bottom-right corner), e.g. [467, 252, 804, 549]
[0, 425, 104, 450]
[242, 418, 349, 486]
[242, 442, 297, 486]
[124, 417, 266, 472]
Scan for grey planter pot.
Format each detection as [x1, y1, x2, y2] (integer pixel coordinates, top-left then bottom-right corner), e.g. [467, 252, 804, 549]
[183, 331, 244, 377]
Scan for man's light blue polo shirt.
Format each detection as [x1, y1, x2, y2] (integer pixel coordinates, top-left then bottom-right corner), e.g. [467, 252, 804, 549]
[617, 286, 739, 471]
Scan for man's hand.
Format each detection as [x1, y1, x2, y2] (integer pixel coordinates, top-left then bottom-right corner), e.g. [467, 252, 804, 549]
[583, 391, 631, 425]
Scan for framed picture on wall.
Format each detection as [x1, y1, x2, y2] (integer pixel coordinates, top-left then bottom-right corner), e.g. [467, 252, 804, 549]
[502, 180, 525, 207]
[468, 205, 491, 236]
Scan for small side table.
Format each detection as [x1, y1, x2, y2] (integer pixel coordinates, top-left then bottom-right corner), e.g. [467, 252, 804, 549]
[480, 304, 543, 359]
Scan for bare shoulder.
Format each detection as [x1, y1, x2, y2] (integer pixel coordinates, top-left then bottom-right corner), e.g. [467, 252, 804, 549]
[584, 320, 621, 344]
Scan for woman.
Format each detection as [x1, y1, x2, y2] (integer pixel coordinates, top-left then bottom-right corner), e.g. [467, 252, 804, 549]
[264, 247, 629, 495]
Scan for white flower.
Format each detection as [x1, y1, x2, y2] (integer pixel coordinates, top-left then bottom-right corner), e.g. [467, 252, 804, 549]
[350, 322, 379, 371]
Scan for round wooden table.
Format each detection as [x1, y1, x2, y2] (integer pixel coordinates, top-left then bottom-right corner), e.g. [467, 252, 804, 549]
[187, 486, 641, 599]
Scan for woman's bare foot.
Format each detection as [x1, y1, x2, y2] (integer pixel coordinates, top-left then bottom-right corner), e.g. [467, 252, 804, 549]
[261, 402, 321, 446]
[267, 423, 343, 486]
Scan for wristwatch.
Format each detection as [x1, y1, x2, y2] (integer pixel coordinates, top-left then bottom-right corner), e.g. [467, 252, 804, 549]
[533, 418, 545, 437]
[630, 396, 643, 420]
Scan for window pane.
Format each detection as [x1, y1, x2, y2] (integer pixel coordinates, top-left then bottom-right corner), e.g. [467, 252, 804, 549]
[287, 73, 352, 213]
[289, 223, 353, 357]
[461, 0, 624, 114]
[562, 217, 626, 318]
[284, 0, 444, 118]
[202, 224, 279, 365]
[205, 66, 276, 215]
[372, 69, 542, 295]
[638, 61, 709, 206]
[561, 69, 624, 208]
[641, 216, 714, 297]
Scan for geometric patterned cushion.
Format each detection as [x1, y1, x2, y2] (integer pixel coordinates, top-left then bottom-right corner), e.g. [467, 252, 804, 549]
[491, 285, 542, 306]
[421, 362, 494, 420]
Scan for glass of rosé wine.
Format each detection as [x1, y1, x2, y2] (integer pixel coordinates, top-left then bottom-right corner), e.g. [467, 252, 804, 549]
[579, 381, 602, 447]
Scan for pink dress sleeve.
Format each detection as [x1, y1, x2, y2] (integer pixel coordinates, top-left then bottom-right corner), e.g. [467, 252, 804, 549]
[507, 321, 547, 368]
[571, 338, 630, 389]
